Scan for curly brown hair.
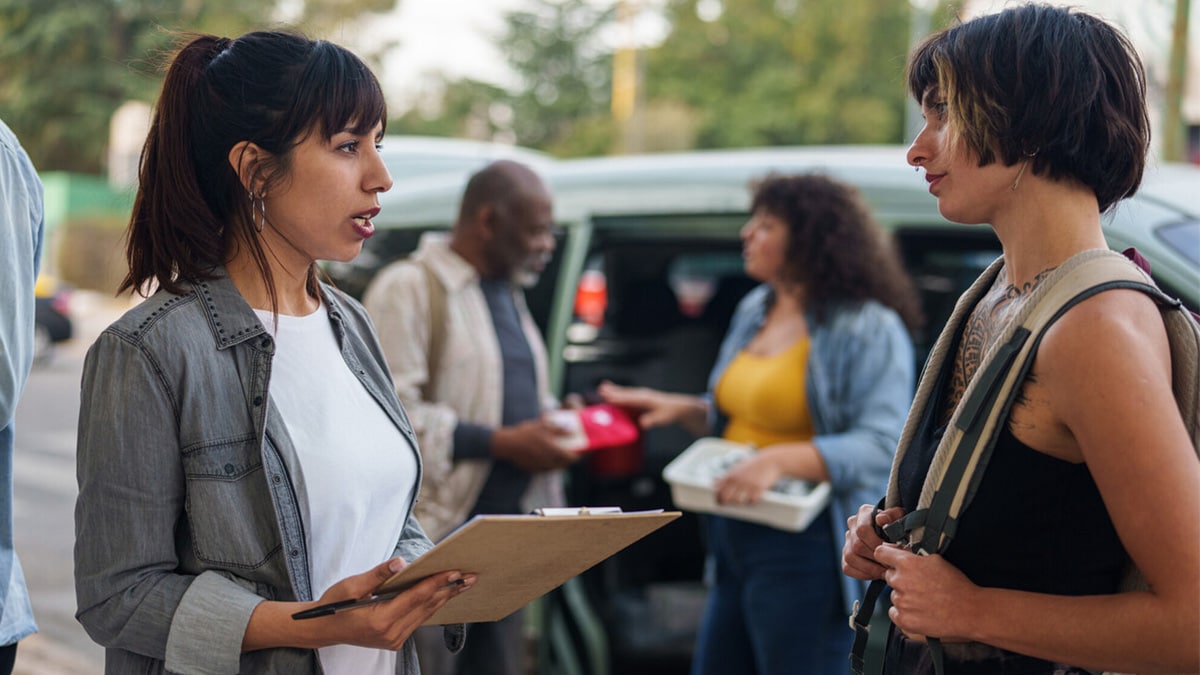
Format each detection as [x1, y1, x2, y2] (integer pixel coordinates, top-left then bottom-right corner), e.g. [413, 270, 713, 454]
[750, 173, 923, 332]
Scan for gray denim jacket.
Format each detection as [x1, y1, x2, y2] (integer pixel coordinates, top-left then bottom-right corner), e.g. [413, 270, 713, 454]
[75, 270, 460, 675]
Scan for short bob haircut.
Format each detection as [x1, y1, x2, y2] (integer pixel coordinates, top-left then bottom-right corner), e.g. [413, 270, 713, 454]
[122, 31, 387, 301]
[906, 3, 1149, 212]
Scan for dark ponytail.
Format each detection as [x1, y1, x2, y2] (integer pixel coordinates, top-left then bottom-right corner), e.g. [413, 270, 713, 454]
[122, 35, 231, 296]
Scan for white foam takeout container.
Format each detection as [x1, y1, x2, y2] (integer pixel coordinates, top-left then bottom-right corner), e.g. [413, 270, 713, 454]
[663, 437, 832, 532]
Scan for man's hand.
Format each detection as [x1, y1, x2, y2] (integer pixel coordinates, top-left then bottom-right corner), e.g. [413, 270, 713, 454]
[491, 418, 582, 472]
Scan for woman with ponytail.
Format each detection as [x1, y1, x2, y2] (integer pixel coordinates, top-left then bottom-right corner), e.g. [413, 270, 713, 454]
[74, 31, 472, 674]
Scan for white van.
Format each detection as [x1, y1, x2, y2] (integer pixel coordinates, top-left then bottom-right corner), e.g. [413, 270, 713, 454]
[332, 145, 1200, 675]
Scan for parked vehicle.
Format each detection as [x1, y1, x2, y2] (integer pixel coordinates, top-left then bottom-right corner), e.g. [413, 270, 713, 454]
[332, 145, 1199, 675]
[324, 136, 556, 299]
[378, 134, 554, 181]
[33, 273, 73, 364]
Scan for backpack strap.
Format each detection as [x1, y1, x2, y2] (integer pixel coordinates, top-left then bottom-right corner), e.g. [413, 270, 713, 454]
[848, 579, 893, 675]
[852, 248, 1200, 674]
[850, 258, 1004, 675]
[883, 256, 1008, 511]
[911, 249, 1164, 555]
[417, 257, 447, 400]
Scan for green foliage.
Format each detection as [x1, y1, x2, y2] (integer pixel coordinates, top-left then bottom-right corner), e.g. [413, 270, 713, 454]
[645, 0, 913, 148]
[394, 0, 928, 156]
[297, 0, 396, 34]
[2, 0, 937, 171]
[0, 0, 400, 173]
[390, 79, 513, 139]
[500, 0, 616, 153]
[388, 0, 618, 156]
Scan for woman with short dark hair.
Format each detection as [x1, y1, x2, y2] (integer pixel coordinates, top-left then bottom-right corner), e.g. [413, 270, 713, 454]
[843, 4, 1199, 673]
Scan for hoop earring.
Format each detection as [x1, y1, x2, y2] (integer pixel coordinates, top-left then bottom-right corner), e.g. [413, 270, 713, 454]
[248, 191, 266, 233]
[1010, 149, 1039, 192]
[1010, 161, 1030, 192]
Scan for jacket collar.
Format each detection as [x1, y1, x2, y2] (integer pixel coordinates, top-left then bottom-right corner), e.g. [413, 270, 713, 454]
[413, 231, 481, 293]
[185, 267, 350, 351]
[188, 269, 270, 350]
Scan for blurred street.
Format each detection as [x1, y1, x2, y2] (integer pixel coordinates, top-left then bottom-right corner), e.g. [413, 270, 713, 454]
[12, 291, 134, 675]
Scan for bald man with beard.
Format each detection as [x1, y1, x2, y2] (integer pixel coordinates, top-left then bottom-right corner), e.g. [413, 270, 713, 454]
[364, 160, 578, 675]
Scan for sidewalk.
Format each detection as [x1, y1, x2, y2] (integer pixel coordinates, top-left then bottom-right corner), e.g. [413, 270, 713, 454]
[14, 634, 99, 675]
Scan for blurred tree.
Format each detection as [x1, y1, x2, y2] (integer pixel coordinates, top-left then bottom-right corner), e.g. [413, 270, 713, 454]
[389, 0, 617, 157]
[1161, 0, 1190, 162]
[298, 0, 395, 33]
[644, 0, 913, 148]
[390, 0, 927, 157]
[500, 0, 617, 156]
[0, 0, 399, 173]
[389, 79, 513, 139]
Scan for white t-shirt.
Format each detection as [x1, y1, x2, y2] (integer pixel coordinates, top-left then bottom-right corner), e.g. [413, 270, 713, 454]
[256, 304, 418, 674]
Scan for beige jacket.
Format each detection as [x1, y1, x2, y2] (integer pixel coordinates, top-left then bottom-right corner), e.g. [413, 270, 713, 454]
[363, 232, 564, 541]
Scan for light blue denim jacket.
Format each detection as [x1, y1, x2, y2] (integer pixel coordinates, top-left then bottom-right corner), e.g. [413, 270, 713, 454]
[0, 118, 42, 647]
[706, 285, 914, 615]
[75, 271, 460, 674]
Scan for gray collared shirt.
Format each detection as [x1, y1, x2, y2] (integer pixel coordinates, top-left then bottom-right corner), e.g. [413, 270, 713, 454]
[75, 271, 451, 674]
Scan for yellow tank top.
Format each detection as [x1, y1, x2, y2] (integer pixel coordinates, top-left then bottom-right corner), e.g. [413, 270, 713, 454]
[714, 338, 814, 447]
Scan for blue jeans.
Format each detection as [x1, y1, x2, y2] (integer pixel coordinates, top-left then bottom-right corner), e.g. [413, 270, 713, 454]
[691, 510, 851, 675]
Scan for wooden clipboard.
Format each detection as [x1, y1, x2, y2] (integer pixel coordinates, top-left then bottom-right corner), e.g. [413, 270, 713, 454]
[379, 509, 680, 625]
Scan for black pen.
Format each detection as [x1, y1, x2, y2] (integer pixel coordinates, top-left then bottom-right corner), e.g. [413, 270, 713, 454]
[291, 579, 465, 620]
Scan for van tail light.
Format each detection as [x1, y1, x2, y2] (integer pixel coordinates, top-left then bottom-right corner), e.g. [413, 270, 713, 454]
[574, 270, 607, 327]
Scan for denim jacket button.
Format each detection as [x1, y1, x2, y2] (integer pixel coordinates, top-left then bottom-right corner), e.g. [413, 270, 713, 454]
[253, 396, 263, 406]
[224, 463, 235, 475]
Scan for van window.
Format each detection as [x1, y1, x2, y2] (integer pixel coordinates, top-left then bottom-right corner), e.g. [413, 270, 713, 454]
[1156, 219, 1199, 267]
[893, 227, 1002, 365]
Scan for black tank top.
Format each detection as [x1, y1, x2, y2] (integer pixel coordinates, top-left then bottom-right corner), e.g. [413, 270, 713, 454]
[898, 408, 1126, 596]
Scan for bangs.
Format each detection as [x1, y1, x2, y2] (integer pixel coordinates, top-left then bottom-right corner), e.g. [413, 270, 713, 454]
[906, 36, 944, 103]
[298, 41, 388, 139]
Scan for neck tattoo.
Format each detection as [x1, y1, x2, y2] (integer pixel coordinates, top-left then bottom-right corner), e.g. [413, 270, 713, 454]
[941, 265, 1056, 422]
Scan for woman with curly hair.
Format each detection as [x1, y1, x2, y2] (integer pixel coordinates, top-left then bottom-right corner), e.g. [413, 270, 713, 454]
[600, 172, 921, 674]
